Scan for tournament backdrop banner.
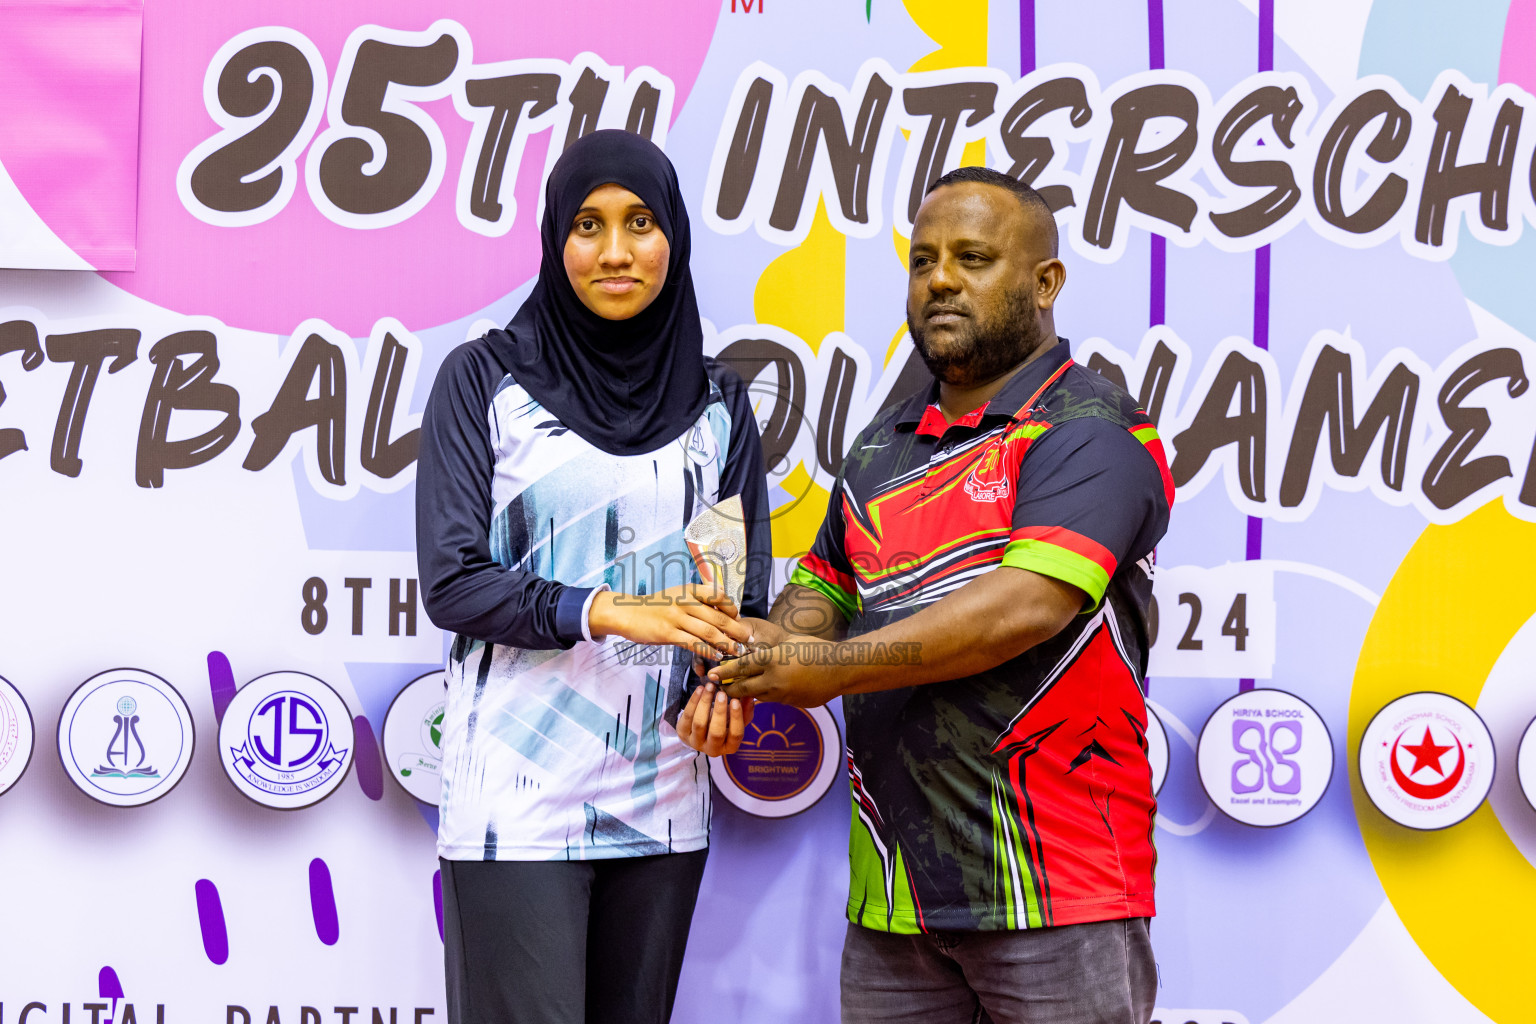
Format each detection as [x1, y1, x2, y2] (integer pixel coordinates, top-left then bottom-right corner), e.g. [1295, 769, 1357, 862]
[0, 0, 143, 270]
[4, 0, 1536, 1022]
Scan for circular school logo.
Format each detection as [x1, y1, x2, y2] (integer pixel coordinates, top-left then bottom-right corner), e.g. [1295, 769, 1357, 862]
[57, 669, 195, 807]
[0, 675, 36, 797]
[219, 671, 354, 810]
[1145, 701, 1169, 797]
[1520, 716, 1536, 814]
[1360, 692, 1492, 830]
[1197, 688, 1333, 827]
[382, 671, 446, 806]
[710, 702, 841, 818]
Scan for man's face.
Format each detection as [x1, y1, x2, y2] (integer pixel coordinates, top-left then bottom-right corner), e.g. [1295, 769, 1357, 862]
[906, 183, 1057, 388]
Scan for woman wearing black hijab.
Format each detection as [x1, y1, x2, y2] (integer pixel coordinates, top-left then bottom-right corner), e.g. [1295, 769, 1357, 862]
[415, 130, 771, 1024]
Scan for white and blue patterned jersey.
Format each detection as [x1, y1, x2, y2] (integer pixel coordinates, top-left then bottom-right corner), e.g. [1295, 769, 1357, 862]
[416, 336, 769, 861]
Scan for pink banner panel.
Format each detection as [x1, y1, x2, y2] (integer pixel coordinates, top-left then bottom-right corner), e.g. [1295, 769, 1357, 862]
[0, 0, 143, 271]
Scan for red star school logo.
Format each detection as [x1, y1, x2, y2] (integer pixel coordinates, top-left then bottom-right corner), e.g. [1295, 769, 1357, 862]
[1389, 724, 1465, 800]
[1402, 727, 1452, 774]
[1360, 693, 1493, 830]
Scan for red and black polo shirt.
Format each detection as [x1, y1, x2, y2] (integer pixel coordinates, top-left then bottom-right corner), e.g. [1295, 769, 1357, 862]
[792, 341, 1174, 933]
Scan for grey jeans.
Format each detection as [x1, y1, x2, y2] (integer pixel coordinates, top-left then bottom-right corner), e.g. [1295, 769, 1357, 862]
[840, 917, 1155, 1024]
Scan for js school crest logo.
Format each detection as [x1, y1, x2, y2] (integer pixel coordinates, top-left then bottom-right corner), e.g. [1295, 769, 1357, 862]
[382, 671, 446, 806]
[58, 668, 195, 807]
[219, 671, 354, 810]
[1360, 692, 1493, 830]
[0, 675, 36, 797]
[710, 702, 841, 818]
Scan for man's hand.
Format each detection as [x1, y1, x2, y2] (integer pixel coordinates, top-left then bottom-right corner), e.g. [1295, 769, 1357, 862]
[740, 616, 788, 646]
[708, 637, 845, 708]
[725, 567, 1081, 699]
[675, 682, 755, 755]
[689, 615, 789, 680]
[589, 583, 752, 659]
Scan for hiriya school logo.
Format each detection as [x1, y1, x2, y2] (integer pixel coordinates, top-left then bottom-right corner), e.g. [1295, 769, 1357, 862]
[57, 668, 196, 807]
[382, 671, 445, 806]
[0, 675, 36, 797]
[963, 441, 1010, 503]
[1360, 691, 1493, 830]
[710, 702, 841, 818]
[219, 671, 354, 810]
[1197, 688, 1333, 827]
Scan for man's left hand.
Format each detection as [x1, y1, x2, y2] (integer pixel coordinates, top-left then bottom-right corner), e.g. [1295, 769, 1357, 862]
[708, 637, 845, 708]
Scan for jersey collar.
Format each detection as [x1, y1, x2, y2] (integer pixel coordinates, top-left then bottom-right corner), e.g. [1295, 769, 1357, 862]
[899, 340, 1073, 438]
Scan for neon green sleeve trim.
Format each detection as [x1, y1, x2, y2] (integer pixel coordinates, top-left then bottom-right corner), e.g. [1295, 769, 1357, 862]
[1000, 539, 1111, 606]
[789, 563, 860, 622]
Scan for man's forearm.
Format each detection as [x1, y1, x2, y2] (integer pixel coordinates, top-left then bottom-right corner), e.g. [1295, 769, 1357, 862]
[767, 582, 847, 640]
[710, 569, 1085, 708]
[831, 566, 1082, 694]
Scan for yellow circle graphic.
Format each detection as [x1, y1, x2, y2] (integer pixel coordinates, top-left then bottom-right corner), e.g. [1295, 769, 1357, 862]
[1351, 501, 1536, 1022]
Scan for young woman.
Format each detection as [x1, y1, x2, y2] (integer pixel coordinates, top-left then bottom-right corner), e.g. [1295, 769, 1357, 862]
[415, 129, 771, 1024]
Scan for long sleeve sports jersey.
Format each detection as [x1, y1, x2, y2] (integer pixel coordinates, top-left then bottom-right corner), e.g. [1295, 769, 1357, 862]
[416, 336, 769, 861]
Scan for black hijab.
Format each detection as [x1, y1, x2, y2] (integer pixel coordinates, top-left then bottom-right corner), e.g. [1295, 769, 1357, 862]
[486, 129, 709, 456]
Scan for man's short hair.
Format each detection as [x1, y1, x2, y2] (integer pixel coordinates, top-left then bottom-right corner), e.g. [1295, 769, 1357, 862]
[925, 166, 1058, 256]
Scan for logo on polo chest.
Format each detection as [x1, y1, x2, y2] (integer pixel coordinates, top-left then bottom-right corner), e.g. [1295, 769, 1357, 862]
[964, 443, 1010, 502]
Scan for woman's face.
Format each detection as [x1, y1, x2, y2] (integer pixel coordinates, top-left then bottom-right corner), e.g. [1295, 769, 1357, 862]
[563, 184, 671, 320]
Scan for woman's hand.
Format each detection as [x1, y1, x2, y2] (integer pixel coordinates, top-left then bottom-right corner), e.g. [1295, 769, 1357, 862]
[675, 682, 755, 755]
[588, 584, 753, 659]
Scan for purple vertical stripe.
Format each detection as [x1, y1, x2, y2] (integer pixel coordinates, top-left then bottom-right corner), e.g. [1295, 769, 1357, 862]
[433, 869, 445, 942]
[353, 714, 383, 801]
[1147, 0, 1167, 329]
[1252, 236, 1271, 596]
[1253, 246, 1271, 350]
[1146, 0, 1167, 703]
[1244, 0, 1274, 699]
[207, 651, 237, 726]
[1259, 0, 1274, 71]
[1019, 0, 1035, 74]
[309, 858, 340, 946]
[194, 879, 229, 965]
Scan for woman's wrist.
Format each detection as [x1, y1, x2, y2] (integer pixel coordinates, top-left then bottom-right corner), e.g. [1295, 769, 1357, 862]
[587, 591, 622, 639]
[580, 585, 611, 641]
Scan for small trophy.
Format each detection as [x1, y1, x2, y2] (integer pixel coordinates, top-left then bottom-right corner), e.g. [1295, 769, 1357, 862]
[685, 494, 748, 607]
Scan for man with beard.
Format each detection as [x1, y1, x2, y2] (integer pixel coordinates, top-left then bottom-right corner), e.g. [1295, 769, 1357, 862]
[705, 167, 1174, 1023]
